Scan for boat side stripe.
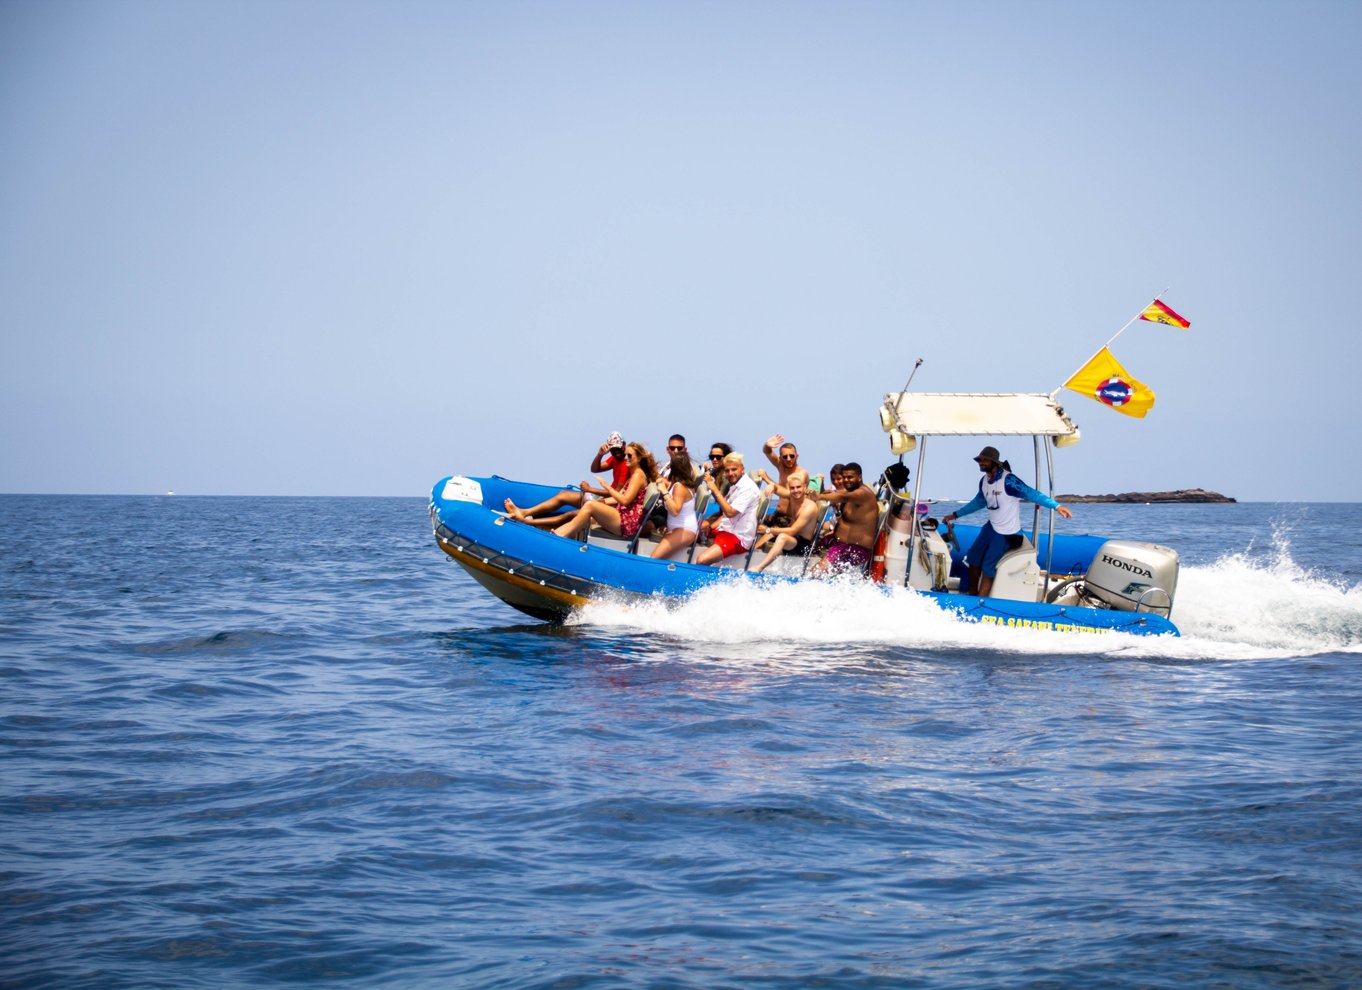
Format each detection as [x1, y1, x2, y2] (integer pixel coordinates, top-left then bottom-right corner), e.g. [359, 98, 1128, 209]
[434, 523, 594, 607]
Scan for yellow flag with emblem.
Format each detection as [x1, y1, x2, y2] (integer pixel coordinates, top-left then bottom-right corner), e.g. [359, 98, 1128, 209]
[1062, 347, 1155, 418]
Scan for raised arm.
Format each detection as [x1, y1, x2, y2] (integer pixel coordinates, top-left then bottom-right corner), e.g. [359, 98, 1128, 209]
[761, 434, 785, 470]
[589, 443, 613, 474]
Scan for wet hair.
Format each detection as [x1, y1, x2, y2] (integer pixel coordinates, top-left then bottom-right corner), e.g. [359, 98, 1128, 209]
[668, 453, 697, 488]
[626, 442, 660, 482]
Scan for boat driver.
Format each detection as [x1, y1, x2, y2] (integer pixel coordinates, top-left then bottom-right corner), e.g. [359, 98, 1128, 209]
[942, 446, 1073, 598]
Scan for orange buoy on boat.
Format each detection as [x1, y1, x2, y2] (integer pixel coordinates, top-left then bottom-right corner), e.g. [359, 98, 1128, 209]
[870, 529, 888, 583]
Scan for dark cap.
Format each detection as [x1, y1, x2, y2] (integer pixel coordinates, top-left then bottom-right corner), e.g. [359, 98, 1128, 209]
[974, 446, 1001, 463]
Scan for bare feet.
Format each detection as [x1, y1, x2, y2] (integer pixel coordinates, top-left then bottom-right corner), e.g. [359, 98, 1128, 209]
[504, 499, 528, 522]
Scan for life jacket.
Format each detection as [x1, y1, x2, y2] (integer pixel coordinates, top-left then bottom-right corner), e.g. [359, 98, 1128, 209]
[981, 470, 1022, 535]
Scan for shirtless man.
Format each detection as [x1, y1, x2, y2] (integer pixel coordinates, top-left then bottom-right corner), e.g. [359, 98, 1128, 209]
[504, 432, 629, 527]
[751, 471, 822, 573]
[806, 461, 879, 576]
[758, 434, 806, 526]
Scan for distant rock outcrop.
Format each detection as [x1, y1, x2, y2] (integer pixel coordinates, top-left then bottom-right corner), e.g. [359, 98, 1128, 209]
[1054, 489, 1236, 504]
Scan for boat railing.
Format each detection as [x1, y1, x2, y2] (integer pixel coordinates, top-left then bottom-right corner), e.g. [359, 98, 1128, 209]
[801, 504, 837, 578]
[742, 495, 774, 571]
[686, 486, 711, 564]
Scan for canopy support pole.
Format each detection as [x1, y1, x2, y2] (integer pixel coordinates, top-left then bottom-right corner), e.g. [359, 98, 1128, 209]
[1042, 436, 1057, 602]
[905, 436, 927, 589]
[1031, 435, 1042, 547]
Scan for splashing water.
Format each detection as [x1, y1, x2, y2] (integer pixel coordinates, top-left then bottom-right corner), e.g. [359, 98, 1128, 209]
[1175, 539, 1362, 655]
[572, 536, 1362, 663]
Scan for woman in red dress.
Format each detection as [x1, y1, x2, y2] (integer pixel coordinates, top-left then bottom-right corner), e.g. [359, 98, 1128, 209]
[551, 442, 659, 540]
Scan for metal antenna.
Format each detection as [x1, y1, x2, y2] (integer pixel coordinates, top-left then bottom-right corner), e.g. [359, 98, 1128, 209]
[900, 357, 924, 395]
[884, 358, 924, 435]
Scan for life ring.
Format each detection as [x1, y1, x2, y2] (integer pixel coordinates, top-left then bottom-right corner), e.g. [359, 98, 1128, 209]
[870, 529, 888, 583]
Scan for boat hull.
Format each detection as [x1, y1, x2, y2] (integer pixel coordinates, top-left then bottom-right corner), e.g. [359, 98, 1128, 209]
[431, 475, 1179, 636]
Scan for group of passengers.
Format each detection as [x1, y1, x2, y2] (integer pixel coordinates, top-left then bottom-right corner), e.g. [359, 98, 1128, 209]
[501, 431, 1081, 595]
[502, 432, 880, 576]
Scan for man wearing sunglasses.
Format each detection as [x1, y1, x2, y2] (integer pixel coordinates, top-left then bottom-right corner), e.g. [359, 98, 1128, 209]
[758, 433, 814, 532]
[658, 435, 702, 480]
[646, 435, 703, 534]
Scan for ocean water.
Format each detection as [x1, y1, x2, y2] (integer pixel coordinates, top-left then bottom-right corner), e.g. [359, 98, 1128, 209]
[3, 495, 1361, 989]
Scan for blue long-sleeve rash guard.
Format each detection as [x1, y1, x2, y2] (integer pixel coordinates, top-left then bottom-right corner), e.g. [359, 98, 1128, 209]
[955, 472, 1062, 519]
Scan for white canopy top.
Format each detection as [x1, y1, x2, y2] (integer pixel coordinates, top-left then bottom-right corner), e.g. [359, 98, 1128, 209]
[884, 392, 1079, 438]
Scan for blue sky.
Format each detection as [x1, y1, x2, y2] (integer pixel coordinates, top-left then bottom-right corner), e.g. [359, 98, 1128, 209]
[2, 0, 1358, 500]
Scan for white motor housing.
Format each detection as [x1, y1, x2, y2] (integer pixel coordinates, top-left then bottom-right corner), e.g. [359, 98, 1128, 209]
[1084, 540, 1180, 615]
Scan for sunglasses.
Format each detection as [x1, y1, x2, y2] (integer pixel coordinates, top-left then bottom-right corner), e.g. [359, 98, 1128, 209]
[780, 453, 797, 460]
[668, 446, 685, 452]
[710, 453, 725, 460]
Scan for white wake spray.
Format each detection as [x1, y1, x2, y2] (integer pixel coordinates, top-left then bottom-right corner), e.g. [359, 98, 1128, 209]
[570, 531, 1362, 662]
[1174, 532, 1362, 655]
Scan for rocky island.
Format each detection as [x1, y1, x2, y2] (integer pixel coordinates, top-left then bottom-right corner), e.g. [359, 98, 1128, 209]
[1054, 489, 1236, 504]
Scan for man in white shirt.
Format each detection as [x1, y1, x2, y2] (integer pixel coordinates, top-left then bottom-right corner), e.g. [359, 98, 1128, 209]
[695, 453, 760, 565]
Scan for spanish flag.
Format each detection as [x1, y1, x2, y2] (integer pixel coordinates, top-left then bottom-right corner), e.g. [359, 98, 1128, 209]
[1139, 299, 1190, 329]
[1063, 347, 1155, 418]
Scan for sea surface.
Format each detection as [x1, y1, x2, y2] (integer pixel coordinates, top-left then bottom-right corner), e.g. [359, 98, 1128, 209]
[3, 495, 1361, 989]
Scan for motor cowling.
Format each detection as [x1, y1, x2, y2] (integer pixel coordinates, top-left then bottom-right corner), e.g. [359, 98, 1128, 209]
[1083, 540, 1180, 616]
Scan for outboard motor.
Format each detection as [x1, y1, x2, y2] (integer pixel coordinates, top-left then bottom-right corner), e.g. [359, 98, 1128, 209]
[1083, 540, 1181, 617]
